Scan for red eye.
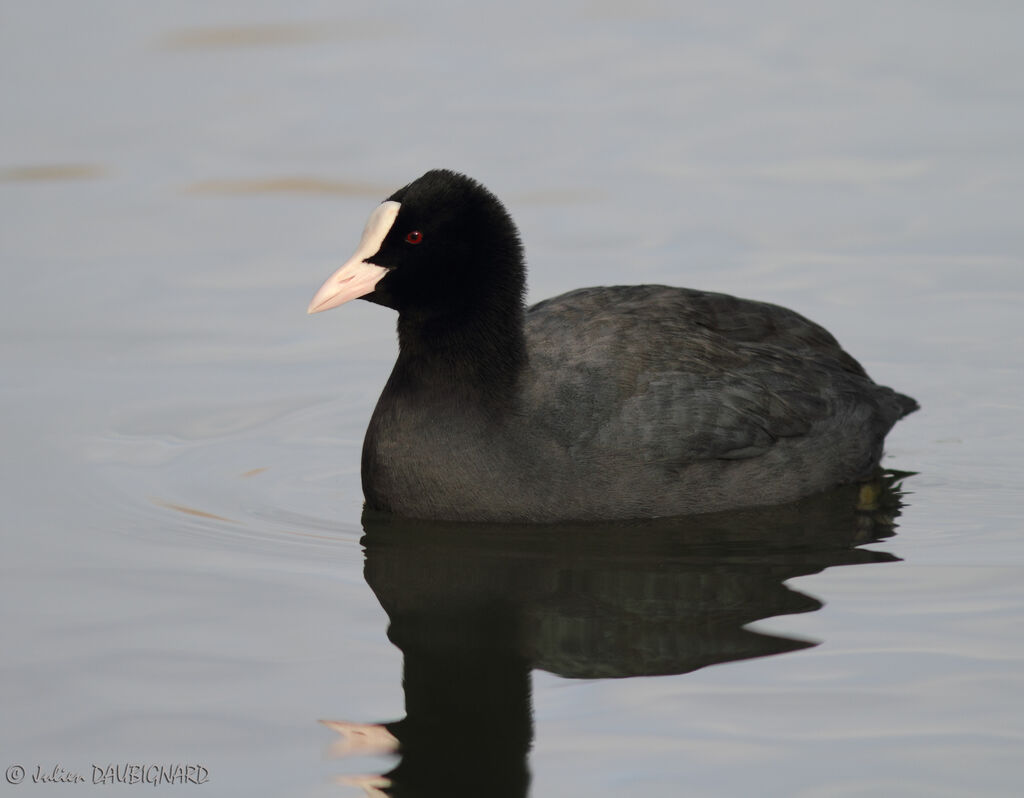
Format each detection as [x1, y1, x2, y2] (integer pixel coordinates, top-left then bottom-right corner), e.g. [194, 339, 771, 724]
[405, 230, 423, 244]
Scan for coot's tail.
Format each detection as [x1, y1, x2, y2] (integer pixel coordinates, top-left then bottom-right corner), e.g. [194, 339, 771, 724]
[894, 392, 920, 418]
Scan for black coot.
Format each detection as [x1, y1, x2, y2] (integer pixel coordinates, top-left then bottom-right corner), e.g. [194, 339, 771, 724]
[308, 169, 917, 522]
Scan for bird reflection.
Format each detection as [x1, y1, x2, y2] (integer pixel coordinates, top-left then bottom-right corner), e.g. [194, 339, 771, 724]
[324, 473, 909, 797]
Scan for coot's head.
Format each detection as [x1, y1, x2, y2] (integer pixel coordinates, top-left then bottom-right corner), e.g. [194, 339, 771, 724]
[308, 170, 525, 322]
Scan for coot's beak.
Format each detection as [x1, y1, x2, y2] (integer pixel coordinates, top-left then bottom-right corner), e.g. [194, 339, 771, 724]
[307, 258, 388, 314]
[307, 200, 400, 314]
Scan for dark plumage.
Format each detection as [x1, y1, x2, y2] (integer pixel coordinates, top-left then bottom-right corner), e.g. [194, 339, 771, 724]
[308, 169, 917, 522]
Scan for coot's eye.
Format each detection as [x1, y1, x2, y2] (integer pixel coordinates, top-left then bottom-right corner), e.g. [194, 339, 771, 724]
[405, 230, 423, 244]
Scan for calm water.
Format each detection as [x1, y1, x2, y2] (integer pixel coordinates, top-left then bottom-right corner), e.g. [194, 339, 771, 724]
[3, 2, 1023, 796]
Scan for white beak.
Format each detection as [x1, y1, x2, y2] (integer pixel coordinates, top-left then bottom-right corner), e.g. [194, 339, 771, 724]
[307, 201, 400, 314]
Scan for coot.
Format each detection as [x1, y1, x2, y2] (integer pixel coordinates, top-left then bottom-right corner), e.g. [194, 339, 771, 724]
[308, 169, 917, 522]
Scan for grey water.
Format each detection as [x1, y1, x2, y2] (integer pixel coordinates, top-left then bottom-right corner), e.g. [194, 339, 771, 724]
[2, 2, 1023, 796]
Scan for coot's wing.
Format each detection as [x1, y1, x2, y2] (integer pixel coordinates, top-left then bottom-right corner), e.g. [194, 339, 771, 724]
[524, 285, 885, 465]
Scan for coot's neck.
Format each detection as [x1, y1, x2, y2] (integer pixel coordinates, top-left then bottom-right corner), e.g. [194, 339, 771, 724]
[393, 302, 528, 405]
